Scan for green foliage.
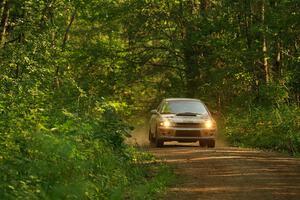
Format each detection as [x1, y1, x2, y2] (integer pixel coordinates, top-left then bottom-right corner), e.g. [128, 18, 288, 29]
[0, 102, 170, 199]
[0, 0, 300, 198]
[225, 105, 300, 155]
[258, 83, 290, 106]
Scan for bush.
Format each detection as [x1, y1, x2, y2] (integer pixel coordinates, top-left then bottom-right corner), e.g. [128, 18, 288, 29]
[224, 105, 300, 155]
[0, 88, 170, 199]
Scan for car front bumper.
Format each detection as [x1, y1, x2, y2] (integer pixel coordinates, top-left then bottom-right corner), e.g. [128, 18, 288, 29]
[157, 126, 216, 141]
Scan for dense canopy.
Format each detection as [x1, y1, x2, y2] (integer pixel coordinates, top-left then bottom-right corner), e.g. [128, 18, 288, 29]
[0, 0, 299, 199]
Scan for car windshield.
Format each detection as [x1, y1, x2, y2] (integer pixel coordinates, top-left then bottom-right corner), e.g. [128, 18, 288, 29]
[160, 100, 208, 115]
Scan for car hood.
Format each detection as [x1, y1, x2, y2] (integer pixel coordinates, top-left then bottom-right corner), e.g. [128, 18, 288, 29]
[160, 114, 210, 123]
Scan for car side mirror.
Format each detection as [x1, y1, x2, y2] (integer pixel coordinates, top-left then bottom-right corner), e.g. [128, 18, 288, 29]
[150, 109, 158, 114]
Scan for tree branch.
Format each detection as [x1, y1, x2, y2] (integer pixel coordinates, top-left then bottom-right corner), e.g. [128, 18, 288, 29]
[62, 9, 76, 51]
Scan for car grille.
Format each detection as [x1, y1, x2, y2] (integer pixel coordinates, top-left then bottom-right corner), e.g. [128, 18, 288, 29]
[175, 130, 201, 137]
[175, 123, 203, 128]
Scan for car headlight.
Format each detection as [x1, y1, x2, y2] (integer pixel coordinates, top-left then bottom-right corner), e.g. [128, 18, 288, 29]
[205, 120, 213, 129]
[160, 120, 171, 127]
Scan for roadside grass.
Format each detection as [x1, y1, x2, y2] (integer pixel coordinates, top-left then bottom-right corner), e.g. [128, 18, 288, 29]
[127, 163, 175, 200]
[122, 146, 175, 200]
[223, 105, 300, 155]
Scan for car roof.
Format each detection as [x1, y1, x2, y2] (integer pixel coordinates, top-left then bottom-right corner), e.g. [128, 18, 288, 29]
[164, 98, 201, 102]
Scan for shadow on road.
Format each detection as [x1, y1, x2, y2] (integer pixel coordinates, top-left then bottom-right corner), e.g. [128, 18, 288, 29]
[149, 147, 300, 200]
[128, 123, 300, 200]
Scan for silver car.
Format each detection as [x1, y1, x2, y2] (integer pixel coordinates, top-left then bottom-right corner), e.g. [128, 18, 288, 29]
[149, 98, 217, 147]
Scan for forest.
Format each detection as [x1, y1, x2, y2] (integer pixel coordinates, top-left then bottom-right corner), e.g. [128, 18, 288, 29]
[0, 0, 299, 199]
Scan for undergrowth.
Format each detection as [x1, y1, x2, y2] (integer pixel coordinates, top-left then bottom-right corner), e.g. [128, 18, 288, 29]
[0, 89, 173, 199]
[224, 105, 300, 155]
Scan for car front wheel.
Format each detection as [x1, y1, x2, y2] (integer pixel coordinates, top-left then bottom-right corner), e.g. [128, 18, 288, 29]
[155, 138, 164, 147]
[149, 129, 155, 144]
[155, 128, 164, 147]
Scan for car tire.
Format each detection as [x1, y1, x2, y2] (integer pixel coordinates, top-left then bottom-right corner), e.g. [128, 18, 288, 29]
[207, 139, 215, 148]
[149, 129, 155, 144]
[155, 138, 164, 147]
[154, 128, 164, 147]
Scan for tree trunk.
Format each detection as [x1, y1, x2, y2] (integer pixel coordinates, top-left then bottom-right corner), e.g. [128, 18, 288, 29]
[261, 0, 271, 83]
[0, 0, 9, 45]
[274, 40, 282, 78]
[183, 0, 210, 97]
[200, 0, 208, 17]
[55, 10, 76, 88]
[244, 0, 253, 49]
[182, 0, 199, 97]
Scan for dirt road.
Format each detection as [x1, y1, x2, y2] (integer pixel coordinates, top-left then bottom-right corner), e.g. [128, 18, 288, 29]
[148, 142, 300, 200]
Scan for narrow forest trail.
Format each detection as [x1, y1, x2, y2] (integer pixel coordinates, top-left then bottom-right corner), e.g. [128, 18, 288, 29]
[148, 143, 300, 200]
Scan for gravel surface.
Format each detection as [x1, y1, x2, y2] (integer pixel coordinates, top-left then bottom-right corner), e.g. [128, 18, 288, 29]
[148, 142, 300, 200]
